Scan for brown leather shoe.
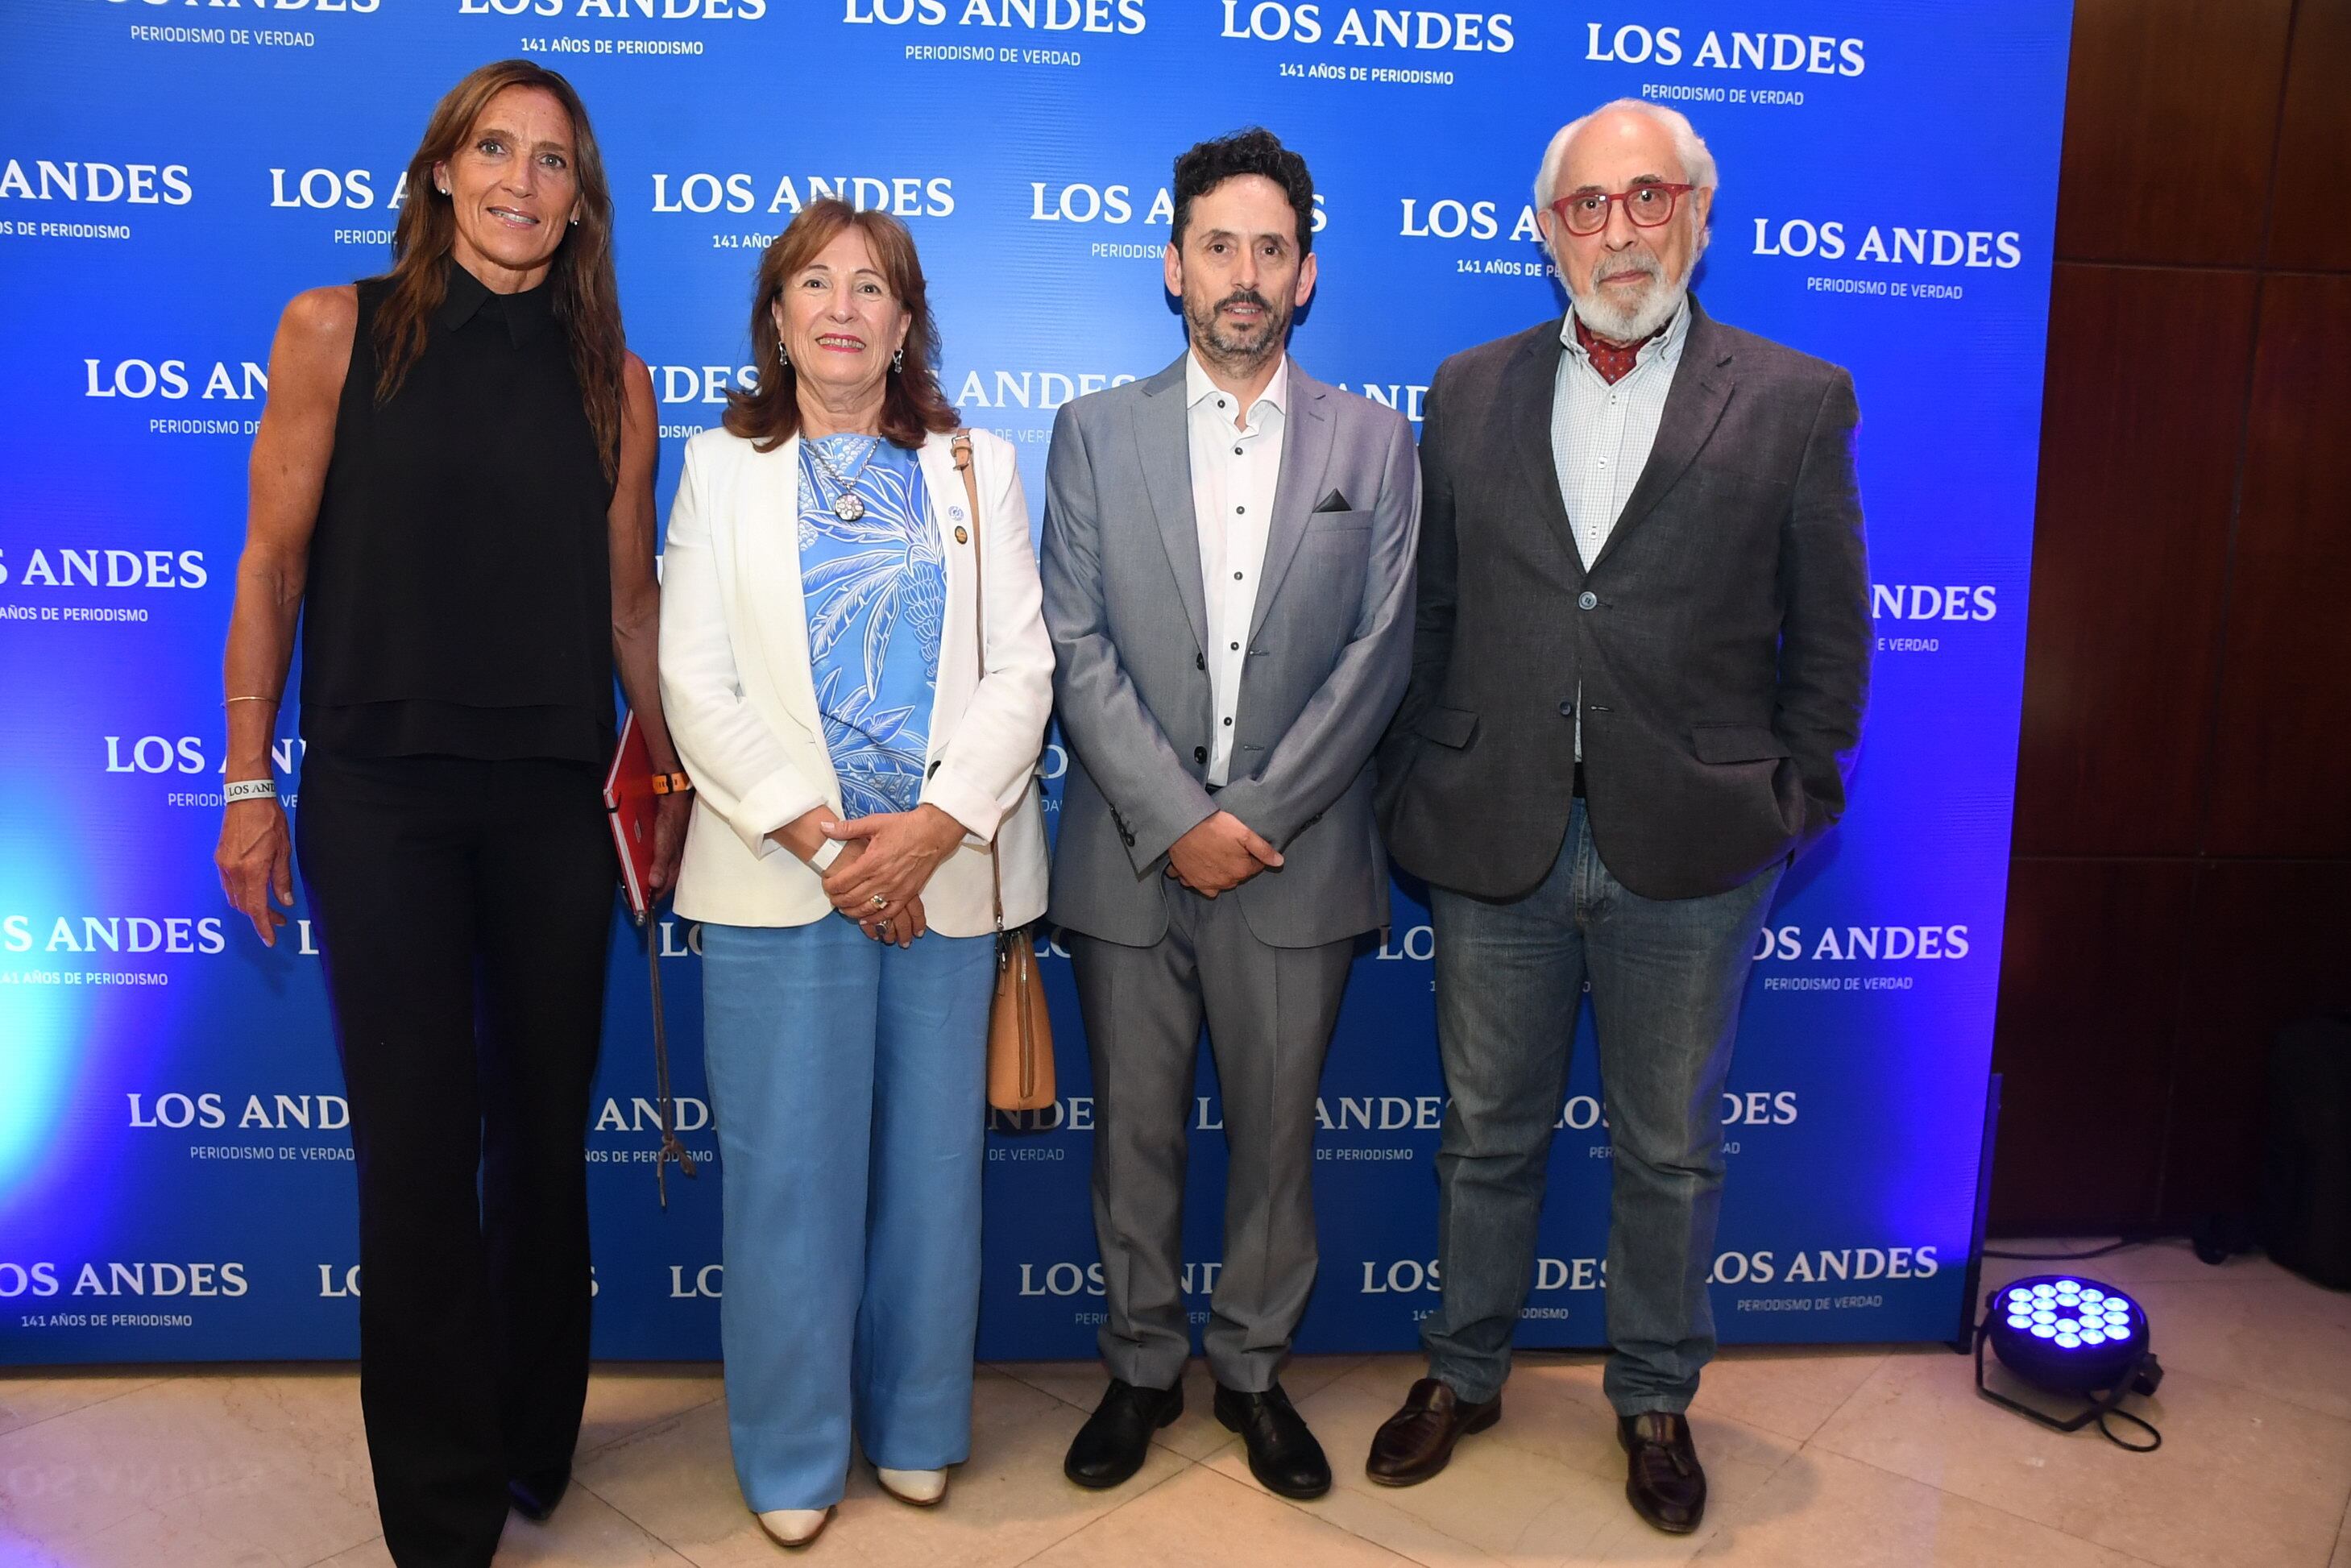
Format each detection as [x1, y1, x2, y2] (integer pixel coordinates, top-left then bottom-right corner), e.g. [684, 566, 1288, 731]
[1365, 1378, 1501, 1487]
[1618, 1412, 1706, 1534]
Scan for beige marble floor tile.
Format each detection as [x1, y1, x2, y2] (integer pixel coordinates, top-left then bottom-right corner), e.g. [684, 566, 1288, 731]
[2117, 1272, 2351, 1421]
[0, 1368, 378, 1561]
[578, 1363, 725, 1459]
[1202, 1360, 1627, 1567]
[1230, 1355, 1801, 1567]
[1692, 1446, 2146, 1568]
[1813, 1346, 2351, 1568]
[1679, 1344, 1903, 1444]
[578, 1368, 1186, 1568]
[1024, 1463, 1410, 1568]
[986, 1354, 1368, 1462]
[0, 1370, 171, 1440]
[59, 1482, 687, 1568]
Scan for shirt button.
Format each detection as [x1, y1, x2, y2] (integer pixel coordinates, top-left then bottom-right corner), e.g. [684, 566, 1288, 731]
[1223, 717, 1233, 727]
[1229, 641, 1240, 650]
[1233, 446, 1243, 456]
[1234, 571, 1244, 580]
[1578, 591, 1598, 610]
[1235, 505, 1245, 514]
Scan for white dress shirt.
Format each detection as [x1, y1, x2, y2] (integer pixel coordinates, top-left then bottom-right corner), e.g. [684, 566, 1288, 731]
[1185, 350, 1288, 786]
[1551, 297, 1689, 757]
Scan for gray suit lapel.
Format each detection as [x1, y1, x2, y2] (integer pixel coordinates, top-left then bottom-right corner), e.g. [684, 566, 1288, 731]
[1249, 363, 1337, 643]
[1590, 302, 1736, 574]
[1134, 355, 1209, 656]
[1507, 325, 1582, 578]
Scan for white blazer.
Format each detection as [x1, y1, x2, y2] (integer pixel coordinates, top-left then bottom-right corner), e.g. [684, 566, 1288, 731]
[658, 423, 1053, 938]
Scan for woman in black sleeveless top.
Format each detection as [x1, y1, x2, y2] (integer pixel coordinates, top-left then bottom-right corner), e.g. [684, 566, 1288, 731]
[214, 60, 684, 1568]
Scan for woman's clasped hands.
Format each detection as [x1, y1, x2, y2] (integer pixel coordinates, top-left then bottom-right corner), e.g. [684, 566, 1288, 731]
[819, 803, 966, 947]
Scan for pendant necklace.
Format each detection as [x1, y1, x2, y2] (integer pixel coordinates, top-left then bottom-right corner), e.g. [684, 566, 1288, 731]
[806, 434, 879, 522]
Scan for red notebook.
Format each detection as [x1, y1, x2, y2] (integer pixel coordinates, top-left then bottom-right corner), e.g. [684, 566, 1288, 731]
[603, 709, 658, 925]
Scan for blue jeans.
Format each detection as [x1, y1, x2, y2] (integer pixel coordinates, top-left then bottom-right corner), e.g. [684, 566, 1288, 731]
[1420, 799, 1783, 1415]
[699, 918, 993, 1512]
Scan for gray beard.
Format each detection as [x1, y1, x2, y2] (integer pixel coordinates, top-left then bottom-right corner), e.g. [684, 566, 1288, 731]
[1570, 268, 1688, 345]
[1186, 296, 1288, 375]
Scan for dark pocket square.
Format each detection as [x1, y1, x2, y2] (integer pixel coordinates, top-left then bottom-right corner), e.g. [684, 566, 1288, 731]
[1312, 488, 1354, 513]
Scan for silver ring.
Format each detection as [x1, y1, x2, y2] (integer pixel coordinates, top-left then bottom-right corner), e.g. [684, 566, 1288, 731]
[878, 919, 893, 939]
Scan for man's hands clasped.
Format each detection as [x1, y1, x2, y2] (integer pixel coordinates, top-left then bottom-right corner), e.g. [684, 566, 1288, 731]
[1166, 809, 1283, 897]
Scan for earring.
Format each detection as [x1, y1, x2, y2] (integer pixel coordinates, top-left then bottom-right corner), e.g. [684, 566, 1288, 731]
[569, 214, 578, 226]
[436, 182, 448, 196]
[891, 346, 904, 373]
[778, 346, 790, 367]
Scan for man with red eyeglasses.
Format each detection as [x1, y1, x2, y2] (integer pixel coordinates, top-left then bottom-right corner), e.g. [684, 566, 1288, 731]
[1367, 100, 1869, 1534]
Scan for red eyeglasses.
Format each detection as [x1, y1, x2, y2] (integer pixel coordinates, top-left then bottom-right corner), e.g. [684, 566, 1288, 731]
[1548, 183, 1697, 236]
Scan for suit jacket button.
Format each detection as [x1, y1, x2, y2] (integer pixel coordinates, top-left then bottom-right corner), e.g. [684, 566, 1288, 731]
[1558, 700, 1575, 718]
[1578, 591, 1598, 611]
[1193, 746, 1208, 763]
[1123, 832, 1136, 846]
[1196, 652, 1205, 670]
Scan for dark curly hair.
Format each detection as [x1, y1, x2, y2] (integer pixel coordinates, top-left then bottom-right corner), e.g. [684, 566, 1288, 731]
[1171, 127, 1316, 256]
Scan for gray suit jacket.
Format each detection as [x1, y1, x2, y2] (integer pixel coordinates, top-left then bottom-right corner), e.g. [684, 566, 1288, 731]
[1377, 298, 1870, 902]
[1042, 353, 1420, 948]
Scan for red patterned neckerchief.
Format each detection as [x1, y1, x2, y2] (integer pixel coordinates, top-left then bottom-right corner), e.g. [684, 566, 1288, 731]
[1573, 313, 1661, 385]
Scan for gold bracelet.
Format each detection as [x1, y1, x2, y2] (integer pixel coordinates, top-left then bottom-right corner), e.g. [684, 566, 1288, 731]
[223, 695, 280, 707]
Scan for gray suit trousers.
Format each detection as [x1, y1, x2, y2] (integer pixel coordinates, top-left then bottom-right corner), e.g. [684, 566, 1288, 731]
[1072, 880, 1352, 1392]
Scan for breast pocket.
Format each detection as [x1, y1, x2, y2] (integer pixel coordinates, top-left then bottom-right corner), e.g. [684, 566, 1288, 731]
[1298, 508, 1371, 609]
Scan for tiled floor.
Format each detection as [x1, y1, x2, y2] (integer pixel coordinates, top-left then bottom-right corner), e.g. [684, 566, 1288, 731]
[4, 1242, 2347, 1567]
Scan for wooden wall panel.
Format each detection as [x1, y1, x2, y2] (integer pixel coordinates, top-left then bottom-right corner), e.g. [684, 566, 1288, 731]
[2011, 264, 2255, 856]
[2055, 0, 2293, 265]
[2204, 272, 2351, 856]
[1991, 859, 2198, 1230]
[2159, 861, 2351, 1219]
[2266, 0, 2351, 271]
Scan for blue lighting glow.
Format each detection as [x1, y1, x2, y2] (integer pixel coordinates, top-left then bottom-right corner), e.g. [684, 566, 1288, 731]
[2055, 1280, 2080, 1292]
[2030, 1323, 2056, 1338]
[2055, 1333, 2080, 1348]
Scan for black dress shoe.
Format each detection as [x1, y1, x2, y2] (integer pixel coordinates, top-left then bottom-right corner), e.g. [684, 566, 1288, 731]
[1213, 1383, 1331, 1500]
[507, 1462, 571, 1521]
[1366, 1377, 1501, 1487]
[1065, 1378, 1183, 1489]
[1618, 1412, 1706, 1534]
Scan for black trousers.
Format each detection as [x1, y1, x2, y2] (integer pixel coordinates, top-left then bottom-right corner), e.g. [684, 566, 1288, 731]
[297, 753, 615, 1568]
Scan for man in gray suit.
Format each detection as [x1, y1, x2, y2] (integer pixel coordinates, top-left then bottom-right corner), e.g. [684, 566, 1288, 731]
[1041, 127, 1418, 1501]
[1365, 102, 1869, 1534]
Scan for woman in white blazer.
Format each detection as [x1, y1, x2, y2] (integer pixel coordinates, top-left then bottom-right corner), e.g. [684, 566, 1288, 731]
[657, 199, 1051, 1550]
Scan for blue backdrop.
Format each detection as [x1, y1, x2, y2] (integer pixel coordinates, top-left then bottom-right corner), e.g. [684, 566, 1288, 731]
[0, 0, 2071, 1364]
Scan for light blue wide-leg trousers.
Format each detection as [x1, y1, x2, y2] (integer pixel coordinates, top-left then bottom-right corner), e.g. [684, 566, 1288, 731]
[699, 917, 993, 1512]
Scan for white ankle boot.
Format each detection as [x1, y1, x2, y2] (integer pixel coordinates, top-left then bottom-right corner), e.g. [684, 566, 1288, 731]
[877, 1466, 948, 1507]
[757, 1507, 833, 1547]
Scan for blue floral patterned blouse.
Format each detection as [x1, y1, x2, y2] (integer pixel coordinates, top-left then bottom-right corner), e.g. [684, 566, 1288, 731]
[797, 433, 945, 818]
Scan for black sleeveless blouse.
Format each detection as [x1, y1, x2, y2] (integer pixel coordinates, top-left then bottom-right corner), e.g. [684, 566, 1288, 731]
[301, 260, 616, 764]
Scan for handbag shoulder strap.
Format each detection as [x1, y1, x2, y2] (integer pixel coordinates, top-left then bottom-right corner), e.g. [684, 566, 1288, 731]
[950, 433, 1006, 935]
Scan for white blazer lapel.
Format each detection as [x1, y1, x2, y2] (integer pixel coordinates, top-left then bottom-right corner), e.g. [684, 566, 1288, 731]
[733, 433, 831, 768]
[917, 433, 980, 741]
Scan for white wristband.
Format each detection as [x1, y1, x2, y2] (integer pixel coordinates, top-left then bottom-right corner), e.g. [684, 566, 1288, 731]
[224, 778, 277, 804]
[807, 837, 844, 872]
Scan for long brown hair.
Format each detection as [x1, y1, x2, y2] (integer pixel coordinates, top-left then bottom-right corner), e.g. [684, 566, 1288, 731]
[724, 199, 958, 451]
[373, 60, 627, 481]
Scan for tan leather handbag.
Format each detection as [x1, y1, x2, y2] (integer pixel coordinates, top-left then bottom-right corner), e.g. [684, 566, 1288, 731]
[951, 434, 1057, 1112]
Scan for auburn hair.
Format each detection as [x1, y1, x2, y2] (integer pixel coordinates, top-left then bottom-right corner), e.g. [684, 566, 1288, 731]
[724, 199, 958, 451]
[371, 60, 627, 482]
